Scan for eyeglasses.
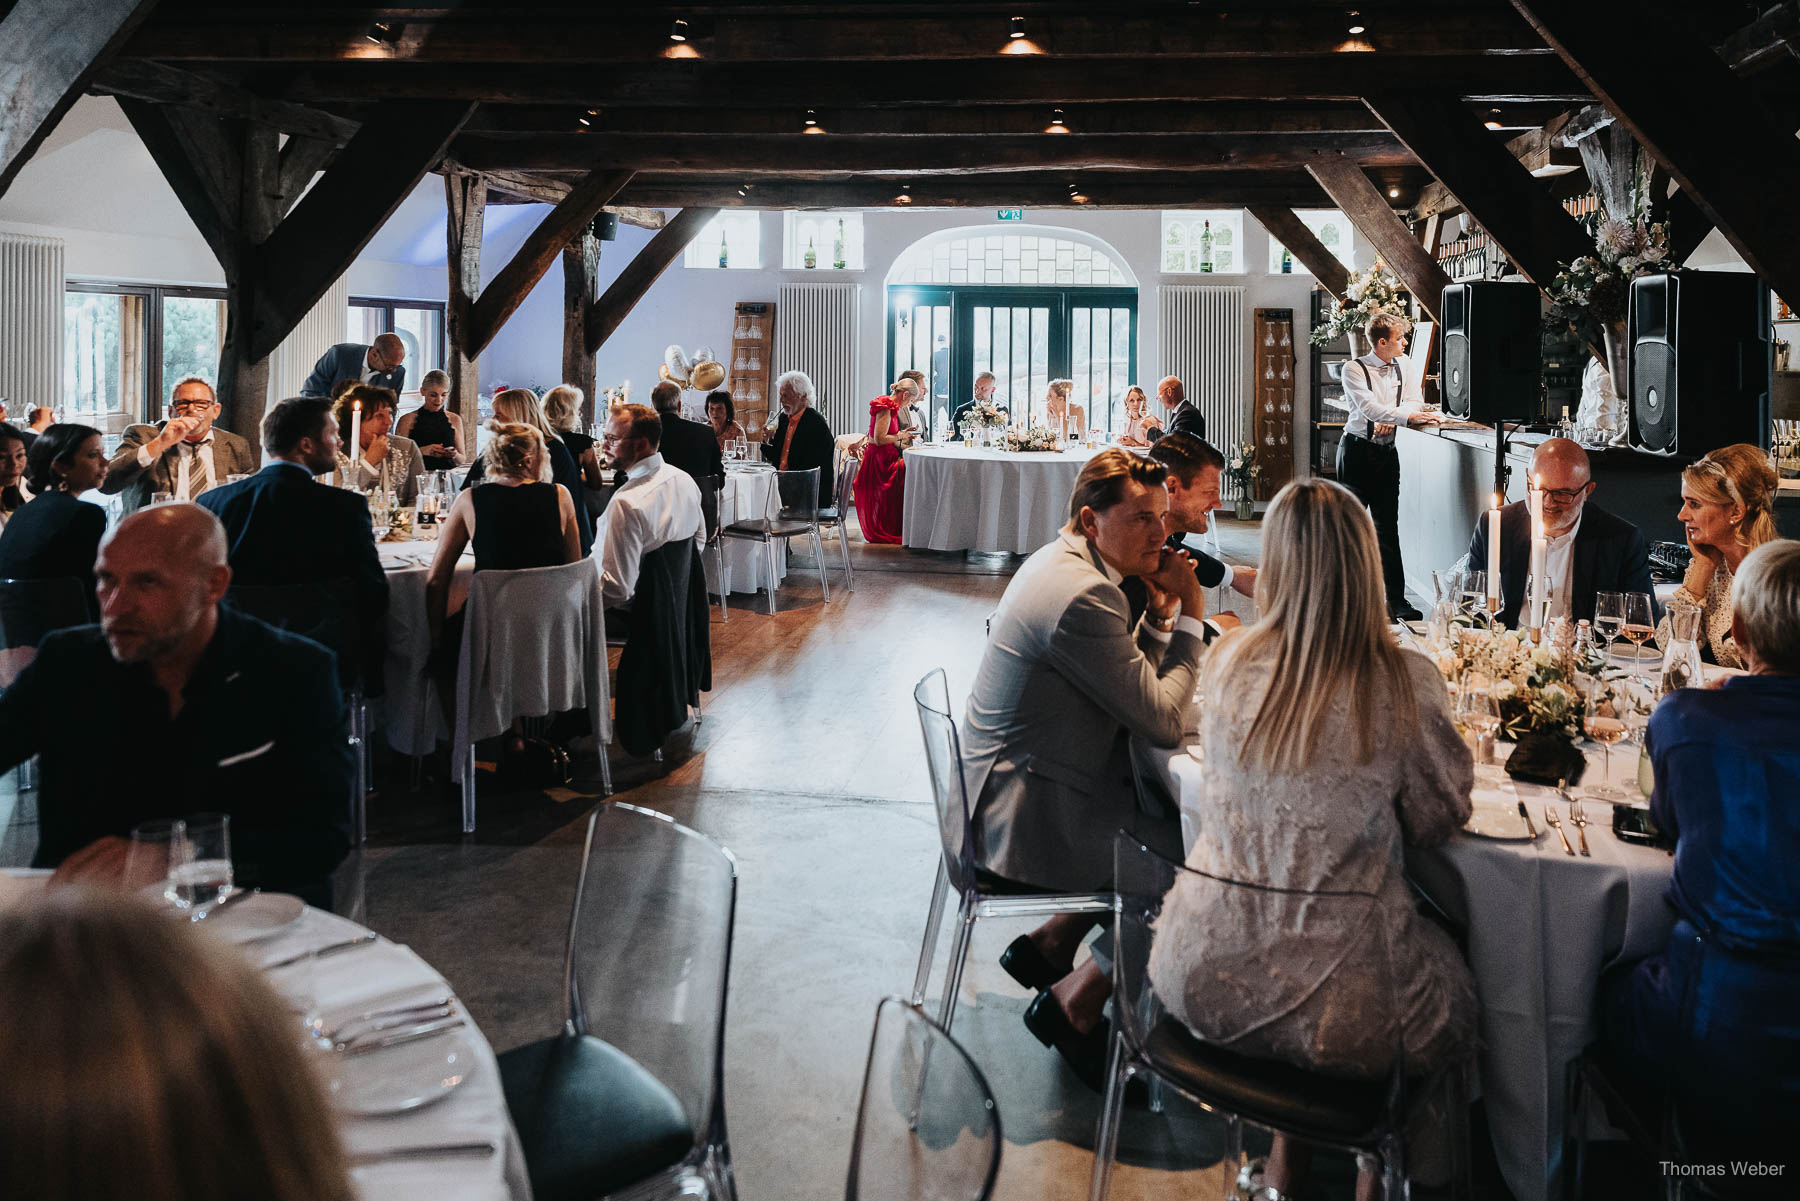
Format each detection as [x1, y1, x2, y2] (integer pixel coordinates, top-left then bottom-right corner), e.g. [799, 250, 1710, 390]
[170, 401, 214, 414]
[1540, 484, 1592, 505]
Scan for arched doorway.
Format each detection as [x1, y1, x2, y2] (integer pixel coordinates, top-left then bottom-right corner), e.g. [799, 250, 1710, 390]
[885, 225, 1139, 437]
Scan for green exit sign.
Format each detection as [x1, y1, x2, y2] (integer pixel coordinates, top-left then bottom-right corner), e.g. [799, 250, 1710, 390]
[996, 208, 1025, 221]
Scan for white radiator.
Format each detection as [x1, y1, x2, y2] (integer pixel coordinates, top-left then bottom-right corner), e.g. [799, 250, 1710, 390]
[0, 233, 65, 415]
[269, 274, 350, 411]
[1159, 283, 1250, 494]
[775, 282, 860, 438]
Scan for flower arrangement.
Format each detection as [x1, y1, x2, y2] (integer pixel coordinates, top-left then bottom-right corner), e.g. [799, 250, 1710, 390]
[1432, 627, 1590, 740]
[966, 403, 1008, 429]
[1225, 442, 1260, 494]
[1310, 260, 1406, 346]
[1005, 425, 1063, 452]
[1544, 216, 1669, 340]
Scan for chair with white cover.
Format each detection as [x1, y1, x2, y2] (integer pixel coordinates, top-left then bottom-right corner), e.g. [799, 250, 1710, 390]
[450, 558, 612, 832]
[909, 668, 1111, 1033]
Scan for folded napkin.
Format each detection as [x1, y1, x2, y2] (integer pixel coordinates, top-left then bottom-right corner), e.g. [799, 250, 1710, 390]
[1504, 732, 1588, 787]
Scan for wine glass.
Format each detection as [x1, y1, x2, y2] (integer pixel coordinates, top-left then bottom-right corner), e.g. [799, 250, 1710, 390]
[1619, 592, 1657, 685]
[124, 819, 189, 901]
[1593, 591, 1625, 665]
[170, 813, 234, 921]
[1581, 676, 1629, 800]
[1457, 672, 1504, 782]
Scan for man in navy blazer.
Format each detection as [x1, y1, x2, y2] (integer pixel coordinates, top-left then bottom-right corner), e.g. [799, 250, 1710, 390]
[300, 333, 406, 398]
[1463, 437, 1656, 629]
[198, 396, 389, 692]
[1145, 375, 1206, 443]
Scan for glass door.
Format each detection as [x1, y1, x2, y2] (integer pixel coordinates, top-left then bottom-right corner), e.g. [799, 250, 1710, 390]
[1069, 302, 1136, 436]
[888, 289, 951, 437]
[967, 295, 1056, 424]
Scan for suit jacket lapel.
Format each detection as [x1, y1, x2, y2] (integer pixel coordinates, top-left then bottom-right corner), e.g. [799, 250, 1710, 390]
[1570, 518, 1600, 623]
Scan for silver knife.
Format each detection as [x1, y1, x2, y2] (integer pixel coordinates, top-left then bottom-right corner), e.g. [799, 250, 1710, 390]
[1517, 799, 1539, 839]
[331, 1004, 457, 1043]
[340, 1016, 466, 1056]
[349, 1142, 496, 1166]
[203, 887, 260, 918]
[261, 933, 377, 970]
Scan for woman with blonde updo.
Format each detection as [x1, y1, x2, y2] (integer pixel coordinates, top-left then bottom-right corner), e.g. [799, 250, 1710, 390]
[1044, 378, 1085, 438]
[853, 377, 920, 544]
[0, 891, 355, 1201]
[463, 387, 593, 556]
[1118, 385, 1162, 446]
[1657, 442, 1785, 667]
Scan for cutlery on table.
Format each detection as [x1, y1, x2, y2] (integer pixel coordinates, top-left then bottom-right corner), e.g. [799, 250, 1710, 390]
[328, 1002, 457, 1043]
[349, 1142, 497, 1166]
[202, 886, 260, 917]
[262, 932, 377, 970]
[1563, 784, 1592, 857]
[1516, 800, 1538, 839]
[338, 1015, 467, 1056]
[1542, 803, 1577, 857]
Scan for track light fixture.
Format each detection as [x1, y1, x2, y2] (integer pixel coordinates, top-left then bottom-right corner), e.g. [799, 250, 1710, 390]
[365, 21, 398, 45]
[1388, 187, 1400, 199]
[736, 183, 750, 198]
[669, 18, 689, 43]
[896, 181, 913, 205]
[1347, 11, 1365, 35]
[1009, 16, 1026, 39]
[804, 110, 818, 127]
[1046, 108, 1070, 134]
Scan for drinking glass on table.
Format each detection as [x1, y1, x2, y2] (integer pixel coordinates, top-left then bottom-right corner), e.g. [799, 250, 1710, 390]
[169, 813, 233, 920]
[1457, 672, 1504, 781]
[1619, 592, 1657, 685]
[124, 819, 189, 900]
[1592, 591, 1625, 663]
[1457, 569, 1490, 629]
[1581, 676, 1629, 800]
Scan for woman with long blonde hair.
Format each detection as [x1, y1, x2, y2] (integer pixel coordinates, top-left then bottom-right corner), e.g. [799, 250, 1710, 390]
[1657, 442, 1785, 667]
[0, 891, 355, 1201]
[1148, 478, 1476, 1198]
[464, 387, 593, 556]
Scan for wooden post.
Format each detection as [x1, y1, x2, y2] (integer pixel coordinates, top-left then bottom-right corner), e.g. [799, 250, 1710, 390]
[1247, 206, 1349, 298]
[586, 207, 719, 349]
[216, 124, 281, 438]
[562, 229, 600, 425]
[1305, 152, 1453, 320]
[445, 171, 486, 454]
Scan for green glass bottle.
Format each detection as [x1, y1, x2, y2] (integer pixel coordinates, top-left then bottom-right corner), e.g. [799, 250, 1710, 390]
[832, 218, 846, 269]
[804, 237, 817, 269]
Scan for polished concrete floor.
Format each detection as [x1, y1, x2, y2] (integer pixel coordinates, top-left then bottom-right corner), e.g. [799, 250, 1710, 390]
[0, 514, 1406, 1201]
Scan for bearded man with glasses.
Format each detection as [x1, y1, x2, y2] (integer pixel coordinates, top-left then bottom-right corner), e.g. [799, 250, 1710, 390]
[1462, 436, 1657, 629]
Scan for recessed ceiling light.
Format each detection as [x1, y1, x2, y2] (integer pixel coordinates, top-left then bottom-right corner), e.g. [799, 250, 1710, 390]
[669, 18, 689, 43]
[1010, 16, 1026, 39]
[804, 110, 818, 128]
[1388, 187, 1400, 198]
[1484, 120, 1504, 130]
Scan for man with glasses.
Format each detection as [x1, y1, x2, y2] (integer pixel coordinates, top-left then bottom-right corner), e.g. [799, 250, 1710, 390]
[103, 376, 259, 513]
[1462, 436, 1656, 629]
[300, 332, 407, 399]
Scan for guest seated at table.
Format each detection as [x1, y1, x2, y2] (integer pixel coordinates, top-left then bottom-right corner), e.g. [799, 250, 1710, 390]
[0, 891, 357, 1201]
[543, 384, 605, 491]
[461, 388, 593, 557]
[329, 383, 425, 505]
[1044, 378, 1084, 439]
[950, 371, 997, 440]
[1136, 433, 1258, 619]
[1602, 538, 1800, 1150]
[1148, 477, 1476, 1196]
[762, 370, 838, 511]
[0, 422, 33, 528]
[0, 505, 354, 905]
[0, 423, 109, 612]
[1117, 385, 1162, 447]
[394, 368, 464, 470]
[961, 449, 1208, 1088]
[595, 404, 702, 635]
[102, 376, 258, 511]
[706, 389, 745, 451]
[1147, 374, 1205, 443]
[650, 380, 725, 486]
[1656, 442, 1784, 668]
[1462, 437, 1654, 629]
[198, 396, 389, 693]
[853, 378, 919, 546]
[24, 404, 55, 444]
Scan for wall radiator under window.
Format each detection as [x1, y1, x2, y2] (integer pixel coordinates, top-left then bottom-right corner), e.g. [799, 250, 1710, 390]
[1159, 283, 1250, 495]
[0, 233, 65, 414]
[775, 282, 860, 438]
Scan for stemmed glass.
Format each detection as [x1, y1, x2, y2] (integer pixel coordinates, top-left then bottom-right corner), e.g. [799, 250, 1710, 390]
[1593, 591, 1625, 665]
[1619, 592, 1657, 685]
[1581, 676, 1629, 800]
[1457, 569, 1491, 630]
[1457, 672, 1505, 782]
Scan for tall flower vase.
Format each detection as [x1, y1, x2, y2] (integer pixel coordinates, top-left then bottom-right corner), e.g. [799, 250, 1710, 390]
[1234, 495, 1256, 520]
[1346, 330, 1368, 358]
[1600, 321, 1629, 403]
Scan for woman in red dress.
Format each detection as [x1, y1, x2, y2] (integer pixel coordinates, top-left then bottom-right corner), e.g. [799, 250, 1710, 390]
[853, 378, 919, 544]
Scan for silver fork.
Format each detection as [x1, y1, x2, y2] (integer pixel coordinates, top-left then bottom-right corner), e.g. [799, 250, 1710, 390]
[1566, 793, 1592, 857]
[1542, 803, 1577, 856]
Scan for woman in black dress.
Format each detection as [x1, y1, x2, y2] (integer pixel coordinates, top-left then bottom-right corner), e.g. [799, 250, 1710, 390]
[542, 385, 605, 491]
[0, 424, 110, 613]
[395, 369, 464, 472]
[460, 388, 594, 557]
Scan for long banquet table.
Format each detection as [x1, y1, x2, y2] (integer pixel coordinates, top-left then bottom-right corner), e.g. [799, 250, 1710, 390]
[901, 444, 1100, 554]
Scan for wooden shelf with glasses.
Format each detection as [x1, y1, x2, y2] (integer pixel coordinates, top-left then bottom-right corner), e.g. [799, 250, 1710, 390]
[1253, 307, 1297, 499]
[728, 301, 776, 436]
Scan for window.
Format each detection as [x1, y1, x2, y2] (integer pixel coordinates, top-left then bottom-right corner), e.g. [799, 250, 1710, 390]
[783, 211, 864, 271]
[64, 282, 227, 433]
[347, 297, 446, 401]
[1267, 209, 1356, 275]
[887, 229, 1132, 286]
[684, 212, 762, 270]
[1161, 211, 1245, 275]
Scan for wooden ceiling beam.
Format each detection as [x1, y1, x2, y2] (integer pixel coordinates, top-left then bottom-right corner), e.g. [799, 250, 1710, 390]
[1411, 110, 1583, 223]
[587, 206, 718, 350]
[607, 172, 1339, 211]
[448, 131, 1418, 175]
[1306, 152, 1454, 321]
[116, 96, 238, 265]
[1247, 207, 1350, 298]
[91, 58, 360, 141]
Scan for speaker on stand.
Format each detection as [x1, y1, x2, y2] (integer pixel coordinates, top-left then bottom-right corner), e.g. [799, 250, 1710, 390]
[1628, 271, 1771, 456]
[1441, 282, 1543, 425]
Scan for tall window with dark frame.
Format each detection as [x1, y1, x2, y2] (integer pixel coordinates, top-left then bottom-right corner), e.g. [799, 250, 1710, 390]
[63, 282, 228, 435]
[348, 297, 446, 401]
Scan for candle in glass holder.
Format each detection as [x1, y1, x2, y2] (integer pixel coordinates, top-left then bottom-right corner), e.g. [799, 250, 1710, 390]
[1486, 494, 1502, 609]
[349, 400, 361, 475]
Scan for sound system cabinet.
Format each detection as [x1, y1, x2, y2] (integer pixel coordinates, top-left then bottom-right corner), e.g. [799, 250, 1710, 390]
[1628, 271, 1770, 455]
[1441, 282, 1542, 423]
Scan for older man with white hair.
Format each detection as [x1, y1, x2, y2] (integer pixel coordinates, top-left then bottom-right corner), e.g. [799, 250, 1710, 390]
[760, 369, 838, 509]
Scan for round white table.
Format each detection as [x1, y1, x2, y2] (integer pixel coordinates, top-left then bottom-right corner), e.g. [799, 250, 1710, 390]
[901, 444, 1101, 554]
[705, 464, 788, 598]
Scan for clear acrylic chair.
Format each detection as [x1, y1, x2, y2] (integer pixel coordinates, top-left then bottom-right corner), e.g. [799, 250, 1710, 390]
[499, 803, 740, 1201]
[846, 996, 1002, 1201]
[814, 454, 858, 592]
[910, 668, 1111, 1033]
[696, 473, 729, 621]
[720, 466, 828, 614]
[1090, 831, 1470, 1201]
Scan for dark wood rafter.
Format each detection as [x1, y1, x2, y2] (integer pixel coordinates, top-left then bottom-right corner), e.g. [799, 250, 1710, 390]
[1411, 111, 1582, 222]
[276, 136, 339, 212]
[445, 170, 486, 454]
[587, 207, 718, 350]
[1305, 152, 1453, 321]
[1364, 92, 1592, 289]
[116, 98, 238, 266]
[1513, 0, 1800, 308]
[1246, 207, 1350, 298]
[464, 168, 634, 356]
[91, 58, 360, 142]
[0, 0, 161, 197]
[562, 231, 601, 426]
[604, 172, 1344, 211]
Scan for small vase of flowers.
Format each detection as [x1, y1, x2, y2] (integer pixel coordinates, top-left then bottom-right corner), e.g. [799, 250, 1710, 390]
[1226, 443, 1260, 518]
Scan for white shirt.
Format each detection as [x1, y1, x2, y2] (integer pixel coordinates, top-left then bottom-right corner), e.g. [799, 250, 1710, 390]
[136, 433, 216, 500]
[360, 349, 380, 385]
[1057, 528, 1209, 643]
[596, 454, 703, 610]
[1341, 352, 1423, 443]
[1543, 514, 1582, 621]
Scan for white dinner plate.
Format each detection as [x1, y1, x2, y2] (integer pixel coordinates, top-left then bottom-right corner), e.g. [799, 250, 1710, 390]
[327, 1031, 477, 1116]
[201, 892, 307, 943]
[1464, 790, 1536, 840]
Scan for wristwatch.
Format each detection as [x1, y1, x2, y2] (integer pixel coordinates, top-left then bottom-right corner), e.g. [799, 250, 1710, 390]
[1146, 610, 1178, 633]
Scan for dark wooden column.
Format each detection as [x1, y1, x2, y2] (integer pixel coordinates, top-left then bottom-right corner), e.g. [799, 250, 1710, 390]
[218, 124, 280, 432]
[0, 0, 160, 198]
[1305, 153, 1453, 320]
[586, 207, 719, 349]
[1513, 0, 1800, 305]
[562, 230, 601, 424]
[1247, 207, 1349, 297]
[445, 171, 487, 454]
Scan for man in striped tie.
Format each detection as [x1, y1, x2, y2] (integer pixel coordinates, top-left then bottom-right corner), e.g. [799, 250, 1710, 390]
[102, 377, 260, 513]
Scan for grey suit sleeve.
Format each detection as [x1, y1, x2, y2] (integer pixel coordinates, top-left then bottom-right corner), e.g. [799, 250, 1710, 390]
[100, 425, 157, 496]
[1045, 584, 1203, 748]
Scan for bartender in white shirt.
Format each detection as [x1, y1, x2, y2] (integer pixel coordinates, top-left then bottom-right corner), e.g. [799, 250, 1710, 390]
[1337, 310, 1445, 621]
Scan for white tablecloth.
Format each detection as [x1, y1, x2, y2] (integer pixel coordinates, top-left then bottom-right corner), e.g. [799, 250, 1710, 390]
[378, 538, 474, 757]
[901, 444, 1100, 554]
[705, 466, 788, 597]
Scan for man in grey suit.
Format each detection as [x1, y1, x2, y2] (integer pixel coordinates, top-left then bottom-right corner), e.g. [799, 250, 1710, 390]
[102, 376, 259, 513]
[300, 333, 406, 399]
[958, 448, 1208, 1087]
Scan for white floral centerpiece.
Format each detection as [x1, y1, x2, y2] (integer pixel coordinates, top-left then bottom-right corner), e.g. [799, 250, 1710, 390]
[1431, 626, 1590, 741]
[1005, 425, 1063, 453]
[1310, 260, 1406, 347]
[966, 403, 1007, 429]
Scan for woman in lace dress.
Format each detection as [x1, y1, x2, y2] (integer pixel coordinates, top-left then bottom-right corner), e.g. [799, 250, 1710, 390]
[1146, 478, 1476, 1197]
[1656, 443, 1783, 668]
[330, 384, 425, 504]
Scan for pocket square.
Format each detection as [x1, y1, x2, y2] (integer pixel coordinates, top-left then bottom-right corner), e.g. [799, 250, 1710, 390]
[218, 740, 275, 768]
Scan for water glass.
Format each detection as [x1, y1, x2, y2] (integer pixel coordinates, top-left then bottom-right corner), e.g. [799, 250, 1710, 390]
[125, 819, 190, 899]
[170, 813, 234, 921]
[1456, 672, 1504, 778]
[150, 491, 174, 506]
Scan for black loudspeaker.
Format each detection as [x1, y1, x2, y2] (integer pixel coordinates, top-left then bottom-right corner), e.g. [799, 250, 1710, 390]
[1628, 271, 1771, 455]
[1441, 282, 1542, 422]
[590, 212, 620, 241]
